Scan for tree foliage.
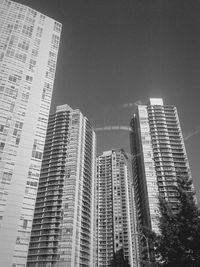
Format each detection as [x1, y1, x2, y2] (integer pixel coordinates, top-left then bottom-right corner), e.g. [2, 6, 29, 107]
[141, 227, 158, 267]
[109, 248, 130, 267]
[155, 175, 200, 267]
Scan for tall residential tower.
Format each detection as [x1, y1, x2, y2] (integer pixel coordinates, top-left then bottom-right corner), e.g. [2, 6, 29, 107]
[0, 1, 61, 266]
[27, 104, 97, 267]
[97, 149, 140, 267]
[130, 98, 193, 234]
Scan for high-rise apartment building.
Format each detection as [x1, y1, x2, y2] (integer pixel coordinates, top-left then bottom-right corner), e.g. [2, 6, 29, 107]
[27, 104, 96, 267]
[130, 98, 193, 234]
[97, 149, 140, 267]
[0, 1, 61, 266]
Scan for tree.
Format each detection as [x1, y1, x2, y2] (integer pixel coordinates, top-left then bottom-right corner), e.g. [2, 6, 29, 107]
[110, 248, 130, 267]
[155, 175, 200, 267]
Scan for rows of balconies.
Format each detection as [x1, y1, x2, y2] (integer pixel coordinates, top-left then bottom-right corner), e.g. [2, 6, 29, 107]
[36, 195, 62, 203]
[155, 160, 185, 167]
[33, 211, 62, 219]
[40, 162, 59, 171]
[30, 236, 59, 243]
[39, 173, 65, 183]
[82, 204, 91, 214]
[48, 113, 69, 122]
[37, 194, 62, 201]
[39, 174, 65, 183]
[45, 134, 68, 144]
[43, 143, 66, 152]
[82, 177, 92, 189]
[45, 133, 68, 142]
[37, 188, 63, 197]
[80, 231, 91, 242]
[33, 205, 62, 216]
[82, 199, 91, 210]
[82, 209, 91, 220]
[29, 241, 58, 249]
[27, 254, 58, 262]
[35, 198, 62, 207]
[30, 229, 60, 237]
[37, 181, 64, 191]
[32, 222, 60, 231]
[35, 206, 61, 214]
[32, 218, 60, 226]
[150, 127, 180, 136]
[82, 186, 92, 199]
[47, 118, 69, 126]
[28, 248, 58, 256]
[81, 193, 91, 204]
[47, 120, 69, 129]
[41, 155, 64, 164]
[159, 186, 177, 192]
[43, 152, 66, 161]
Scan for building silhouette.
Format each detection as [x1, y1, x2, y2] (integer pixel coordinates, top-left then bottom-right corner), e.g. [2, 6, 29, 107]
[97, 149, 140, 267]
[0, 1, 61, 266]
[130, 98, 193, 234]
[27, 104, 97, 267]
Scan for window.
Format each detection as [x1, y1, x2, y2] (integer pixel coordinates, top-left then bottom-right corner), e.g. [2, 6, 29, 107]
[51, 34, 59, 49]
[9, 75, 17, 83]
[32, 151, 42, 160]
[27, 181, 37, 187]
[0, 125, 4, 132]
[18, 40, 29, 51]
[13, 129, 18, 136]
[0, 142, 5, 150]
[36, 27, 43, 37]
[22, 92, 29, 101]
[15, 52, 27, 63]
[65, 228, 72, 234]
[10, 102, 15, 112]
[49, 51, 56, 59]
[2, 172, 12, 182]
[54, 22, 61, 33]
[22, 25, 33, 37]
[29, 59, 36, 71]
[32, 49, 38, 57]
[6, 49, 15, 58]
[16, 136, 20, 145]
[23, 219, 28, 229]
[26, 75, 33, 83]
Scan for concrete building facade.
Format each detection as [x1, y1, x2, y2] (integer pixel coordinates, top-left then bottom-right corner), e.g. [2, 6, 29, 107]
[0, 1, 61, 266]
[27, 104, 96, 267]
[130, 98, 193, 234]
[97, 149, 140, 267]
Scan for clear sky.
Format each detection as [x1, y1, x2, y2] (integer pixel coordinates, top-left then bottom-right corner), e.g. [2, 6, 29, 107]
[16, 0, 200, 201]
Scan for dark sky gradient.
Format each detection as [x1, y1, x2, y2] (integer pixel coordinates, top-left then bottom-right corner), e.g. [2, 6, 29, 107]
[17, 0, 200, 201]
